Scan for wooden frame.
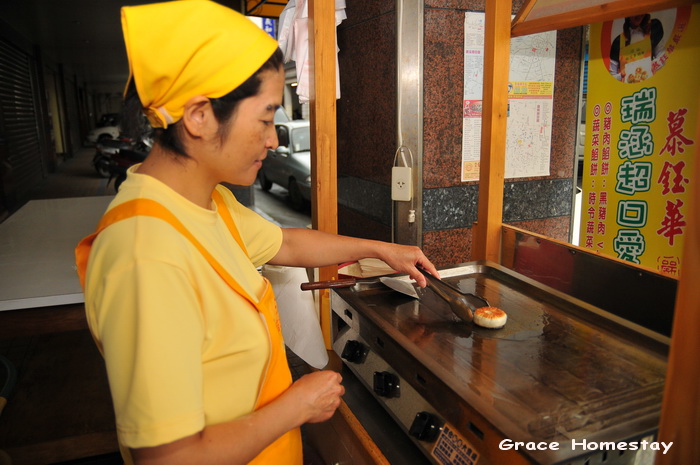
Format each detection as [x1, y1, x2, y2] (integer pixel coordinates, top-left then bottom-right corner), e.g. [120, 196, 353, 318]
[472, 0, 512, 263]
[511, 0, 698, 37]
[308, 0, 339, 348]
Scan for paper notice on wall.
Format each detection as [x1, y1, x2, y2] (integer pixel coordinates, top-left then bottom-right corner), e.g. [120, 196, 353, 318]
[462, 12, 557, 181]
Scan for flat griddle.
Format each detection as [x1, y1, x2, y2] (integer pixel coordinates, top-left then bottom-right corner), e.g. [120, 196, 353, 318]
[331, 261, 669, 464]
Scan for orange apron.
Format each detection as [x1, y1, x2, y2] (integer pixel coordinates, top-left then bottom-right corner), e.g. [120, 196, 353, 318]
[75, 189, 303, 465]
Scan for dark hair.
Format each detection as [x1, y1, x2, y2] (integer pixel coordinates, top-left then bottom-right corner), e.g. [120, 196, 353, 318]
[623, 15, 652, 46]
[121, 47, 284, 158]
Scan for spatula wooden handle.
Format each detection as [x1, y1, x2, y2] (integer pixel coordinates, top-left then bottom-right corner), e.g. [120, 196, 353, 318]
[300, 278, 357, 291]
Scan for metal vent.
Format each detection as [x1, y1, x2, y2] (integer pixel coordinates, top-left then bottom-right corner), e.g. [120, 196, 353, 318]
[0, 37, 44, 208]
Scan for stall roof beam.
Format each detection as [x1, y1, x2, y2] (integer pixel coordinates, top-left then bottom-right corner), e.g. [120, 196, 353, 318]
[512, 0, 699, 37]
[245, 0, 288, 19]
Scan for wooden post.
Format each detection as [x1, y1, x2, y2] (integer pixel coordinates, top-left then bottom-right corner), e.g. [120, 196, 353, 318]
[473, 0, 511, 263]
[308, 0, 338, 348]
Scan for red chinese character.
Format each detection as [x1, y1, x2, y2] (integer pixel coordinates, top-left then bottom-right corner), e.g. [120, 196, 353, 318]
[597, 222, 606, 235]
[660, 108, 694, 156]
[603, 117, 612, 131]
[658, 160, 689, 195]
[598, 206, 607, 221]
[600, 192, 608, 205]
[587, 192, 597, 205]
[658, 256, 680, 276]
[657, 199, 686, 246]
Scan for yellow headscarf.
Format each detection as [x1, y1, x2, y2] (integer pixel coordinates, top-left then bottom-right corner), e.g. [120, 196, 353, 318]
[121, 0, 279, 128]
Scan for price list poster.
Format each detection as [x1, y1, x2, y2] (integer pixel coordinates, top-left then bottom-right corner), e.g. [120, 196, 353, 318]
[462, 12, 556, 181]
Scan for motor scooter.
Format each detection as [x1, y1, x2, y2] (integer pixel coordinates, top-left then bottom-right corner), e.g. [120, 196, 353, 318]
[108, 137, 152, 191]
[92, 137, 131, 178]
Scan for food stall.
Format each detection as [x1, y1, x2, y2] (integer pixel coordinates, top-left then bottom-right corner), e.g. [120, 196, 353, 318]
[0, 0, 695, 463]
[302, 0, 699, 464]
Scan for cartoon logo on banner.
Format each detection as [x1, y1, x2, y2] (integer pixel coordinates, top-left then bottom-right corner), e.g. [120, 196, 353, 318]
[582, 6, 698, 277]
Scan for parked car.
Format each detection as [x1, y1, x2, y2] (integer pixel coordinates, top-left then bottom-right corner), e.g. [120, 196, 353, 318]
[275, 107, 290, 123]
[258, 120, 311, 210]
[86, 113, 121, 144]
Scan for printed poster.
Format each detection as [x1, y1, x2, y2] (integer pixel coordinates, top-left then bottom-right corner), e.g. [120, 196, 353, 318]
[582, 6, 699, 277]
[462, 12, 556, 181]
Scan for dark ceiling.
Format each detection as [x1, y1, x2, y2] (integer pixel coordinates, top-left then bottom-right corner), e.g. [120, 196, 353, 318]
[0, 0, 266, 94]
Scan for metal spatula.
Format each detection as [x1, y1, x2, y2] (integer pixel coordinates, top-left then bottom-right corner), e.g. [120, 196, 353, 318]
[378, 276, 420, 298]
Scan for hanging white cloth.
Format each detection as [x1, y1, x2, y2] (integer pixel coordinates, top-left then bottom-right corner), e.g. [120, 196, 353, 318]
[262, 265, 329, 369]
[278, 0, 346, 104]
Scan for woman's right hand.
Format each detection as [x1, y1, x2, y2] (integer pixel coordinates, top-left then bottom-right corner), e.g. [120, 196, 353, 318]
[285, 370, 345, 424]
[130, 370, 345, 465]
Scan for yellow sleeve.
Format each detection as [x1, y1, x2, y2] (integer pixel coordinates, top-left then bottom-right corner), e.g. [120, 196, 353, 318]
[90, 227, 206, 448]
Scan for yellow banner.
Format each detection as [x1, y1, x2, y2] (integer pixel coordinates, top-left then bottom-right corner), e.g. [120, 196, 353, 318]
[582, 7, 699, 277]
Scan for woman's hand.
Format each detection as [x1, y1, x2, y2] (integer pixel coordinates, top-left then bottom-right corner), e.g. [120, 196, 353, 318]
[376, 243, 440, 288]
[131, 370, 344, 465]
[270, 229, 439, 287]
[284, 370, 345, 424]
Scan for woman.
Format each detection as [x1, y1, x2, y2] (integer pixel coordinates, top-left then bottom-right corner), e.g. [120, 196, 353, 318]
[609, 13, 664, 82]
[76, 1, 439, 464]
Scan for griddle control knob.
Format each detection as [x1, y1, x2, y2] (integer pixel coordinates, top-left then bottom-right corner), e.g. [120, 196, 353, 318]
[373, 371, 400, 398]
[341, 340, 368, 364]
[409, 411, 443, 442]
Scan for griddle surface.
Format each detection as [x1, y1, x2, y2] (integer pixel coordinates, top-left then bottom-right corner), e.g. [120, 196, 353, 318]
[338, 262, 668, 447]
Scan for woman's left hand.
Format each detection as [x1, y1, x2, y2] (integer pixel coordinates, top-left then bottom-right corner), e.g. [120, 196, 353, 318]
[376, 243, 439, 288]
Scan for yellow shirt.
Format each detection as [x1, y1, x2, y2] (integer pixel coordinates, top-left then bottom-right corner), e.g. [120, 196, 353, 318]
[83, 166, 283, 450]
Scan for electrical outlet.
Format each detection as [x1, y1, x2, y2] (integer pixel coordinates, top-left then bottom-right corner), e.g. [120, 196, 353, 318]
[391, 166, 412, 201]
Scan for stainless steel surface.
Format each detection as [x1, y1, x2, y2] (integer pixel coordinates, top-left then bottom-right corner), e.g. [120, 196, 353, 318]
[334, 317, 483, 465]
[339, 362, 431, 465]
[379, 276, 420, 299]
[393, 0, 423, 247]
[331, 261, 669, 465]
